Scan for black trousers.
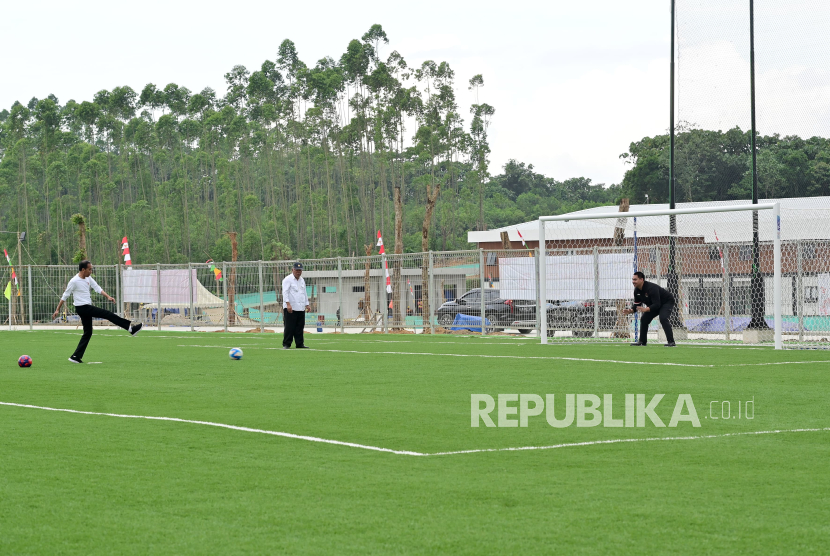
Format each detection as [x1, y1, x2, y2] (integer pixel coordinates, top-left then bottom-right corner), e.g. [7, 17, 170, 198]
[639, 302, 675, 344]
[283, 309, 306, 348]
[73, 304, 131, 359]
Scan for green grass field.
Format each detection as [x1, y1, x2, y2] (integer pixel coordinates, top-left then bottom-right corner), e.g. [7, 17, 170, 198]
[2, 330, 829, 554]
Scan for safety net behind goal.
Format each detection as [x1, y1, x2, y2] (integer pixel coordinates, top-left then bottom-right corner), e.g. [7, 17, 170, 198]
[537, 202, 830, 348]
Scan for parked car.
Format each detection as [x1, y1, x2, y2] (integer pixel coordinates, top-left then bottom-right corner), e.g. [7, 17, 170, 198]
[435, 289, 521, 330]
[510, 299, 621, 337]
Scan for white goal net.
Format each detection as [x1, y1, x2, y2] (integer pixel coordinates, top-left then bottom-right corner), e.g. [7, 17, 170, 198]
[536, 202, 830, 349]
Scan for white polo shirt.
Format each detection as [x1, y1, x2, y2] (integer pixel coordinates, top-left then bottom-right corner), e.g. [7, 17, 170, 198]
[61, 275, 103, 307]
[282, 274, 309, 309]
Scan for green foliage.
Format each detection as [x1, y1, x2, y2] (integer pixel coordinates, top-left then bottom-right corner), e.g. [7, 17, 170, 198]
[620, 127, 830, 203]
[0, 24, 624, 265]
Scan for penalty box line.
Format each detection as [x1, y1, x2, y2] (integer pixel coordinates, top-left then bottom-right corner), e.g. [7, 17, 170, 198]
[178, 345, 830, 368]
[2, 401, 828, 458]
[177, 345, 712, 367]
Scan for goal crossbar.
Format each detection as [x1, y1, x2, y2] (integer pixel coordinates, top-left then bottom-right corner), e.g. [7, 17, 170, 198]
[539, 202, 778, 222]
[537, 203, 782, 348]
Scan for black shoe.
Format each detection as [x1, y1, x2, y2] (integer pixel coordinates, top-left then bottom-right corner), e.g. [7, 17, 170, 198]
[130, 322, 143, 336]
[68, 356, 83, 364]
[630, 342, 646, 346]
[296, 346, 310, 349]
[664, 342, 676, 347]
[282, 346, 290, 350]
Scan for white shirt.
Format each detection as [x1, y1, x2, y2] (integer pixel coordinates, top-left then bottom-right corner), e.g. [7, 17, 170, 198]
[282, 274, 308, 309]
[61, 275, 103, 306]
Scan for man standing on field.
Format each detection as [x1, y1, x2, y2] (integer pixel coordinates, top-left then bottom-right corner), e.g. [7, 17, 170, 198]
[623, 271, 676, 347]
[53, 260, 142, 363]
[282, 262, 310, 349]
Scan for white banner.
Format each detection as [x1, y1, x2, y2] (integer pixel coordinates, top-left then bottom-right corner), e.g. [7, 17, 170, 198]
[122, 269, 203, 306]
[818, 273, 830, 316]
[498, 254, 632, 301]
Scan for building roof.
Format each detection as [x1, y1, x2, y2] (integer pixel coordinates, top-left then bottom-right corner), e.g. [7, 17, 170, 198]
[468, 197, 830, 244]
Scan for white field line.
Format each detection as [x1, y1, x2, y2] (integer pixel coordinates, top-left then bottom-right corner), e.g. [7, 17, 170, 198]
[0, 401, 424, 456]
[2, 401, 827, 457]
[176, 345, 713, 367]
[429, 427, 830, 456]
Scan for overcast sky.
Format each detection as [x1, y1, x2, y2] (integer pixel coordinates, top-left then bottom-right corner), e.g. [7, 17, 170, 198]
[2, 0, 826, 186]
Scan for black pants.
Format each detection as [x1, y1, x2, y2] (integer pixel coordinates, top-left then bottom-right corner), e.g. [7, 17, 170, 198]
[72, 304, 131, 359]
[283, 309, 306, 348]
[639, 302, 675, 344]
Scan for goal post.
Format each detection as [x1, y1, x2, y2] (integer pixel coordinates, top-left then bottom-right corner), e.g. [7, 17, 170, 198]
[538, 202, 782, 348]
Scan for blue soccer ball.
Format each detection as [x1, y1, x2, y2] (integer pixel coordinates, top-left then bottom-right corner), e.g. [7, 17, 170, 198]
[229, 347, 243, 360]
[18, 355, 32, 368]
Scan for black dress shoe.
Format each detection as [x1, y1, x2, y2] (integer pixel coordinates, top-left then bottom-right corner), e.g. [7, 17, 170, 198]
[630, 342, 646, 346]
[296, 346, 310, 349]
[664, 342, 676, 347]
[282, 346, 290, 350]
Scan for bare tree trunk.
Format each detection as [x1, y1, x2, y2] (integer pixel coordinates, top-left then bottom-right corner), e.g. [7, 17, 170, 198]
[420, 181, 440, 333]
[363, 244, 372, 319]
[393, 177, 404, 328]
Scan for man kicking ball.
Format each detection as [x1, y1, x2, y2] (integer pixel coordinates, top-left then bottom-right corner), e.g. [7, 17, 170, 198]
[53, 260, 142, 363]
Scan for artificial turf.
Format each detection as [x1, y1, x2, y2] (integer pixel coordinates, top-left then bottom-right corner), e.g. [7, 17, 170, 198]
[1, 330, 829, 554]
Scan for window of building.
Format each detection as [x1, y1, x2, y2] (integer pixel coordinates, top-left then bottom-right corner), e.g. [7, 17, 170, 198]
[352, 286, 365, 293]
[739, 245, 753, 261]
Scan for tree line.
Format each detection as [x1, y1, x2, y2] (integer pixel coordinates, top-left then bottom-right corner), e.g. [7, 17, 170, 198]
[0, 24, 622, 267]
[3, 22, 827, 268]
[619, 124, 830, 204]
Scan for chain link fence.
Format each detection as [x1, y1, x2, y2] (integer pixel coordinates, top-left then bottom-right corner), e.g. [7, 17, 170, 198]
[3, 250, 537, 335]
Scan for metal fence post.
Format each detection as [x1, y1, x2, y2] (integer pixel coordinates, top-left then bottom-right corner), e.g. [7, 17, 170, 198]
[157, 263, 162, 331]
[189, 262, 195, 332]
[337, 257, 344, 334]
[539, 220, 547, 344]
[536, 247, 542, 334]
[428, 251, 435, 335]
[479, 249, 486, 335]
[723, 244, 731, 340]
[593, 246, 600, 338]
[116, 262, 122, 317]
[258, 261, 265, 333]
[27, 265, 33, 330]
[222, 261, 228, 333]
[797, 240, 803, 342]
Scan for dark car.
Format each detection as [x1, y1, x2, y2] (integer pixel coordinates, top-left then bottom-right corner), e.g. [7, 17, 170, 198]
[508, 299, 621, 336]
[435, 288, 521, 330]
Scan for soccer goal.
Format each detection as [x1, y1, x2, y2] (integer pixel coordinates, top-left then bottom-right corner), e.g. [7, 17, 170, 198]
[533, 201, 830, 349]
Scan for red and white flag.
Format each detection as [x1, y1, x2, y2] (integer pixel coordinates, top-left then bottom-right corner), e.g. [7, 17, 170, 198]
[376, 230, 385, 255]
[377, 231, 391, 293]
[516, 229, 527, 248]
[122, 237, 132, 267]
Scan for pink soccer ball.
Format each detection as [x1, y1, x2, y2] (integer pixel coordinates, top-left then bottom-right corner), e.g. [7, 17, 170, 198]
[18, 355, 32, 368]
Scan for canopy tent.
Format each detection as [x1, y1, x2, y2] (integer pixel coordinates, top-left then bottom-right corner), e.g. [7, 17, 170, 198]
[122, 269, 224, 308]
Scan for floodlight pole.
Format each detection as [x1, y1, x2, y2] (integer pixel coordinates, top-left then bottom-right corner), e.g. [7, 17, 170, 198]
[667, 0, 685, 331]
[747, 0, 767, 330]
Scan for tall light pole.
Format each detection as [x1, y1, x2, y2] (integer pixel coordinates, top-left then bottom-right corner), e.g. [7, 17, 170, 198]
[667, 0, 685, 330]
[747, 0, 768, 330]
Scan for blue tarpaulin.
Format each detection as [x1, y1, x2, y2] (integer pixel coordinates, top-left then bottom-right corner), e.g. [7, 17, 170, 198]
[685, 317, 800, 332]
[450, 313, 492, 332]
